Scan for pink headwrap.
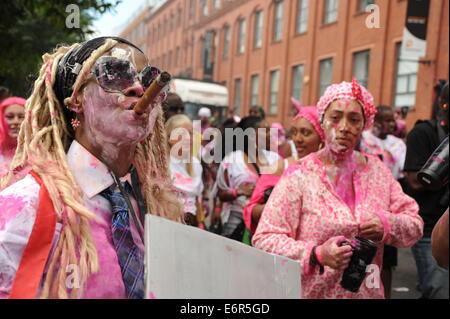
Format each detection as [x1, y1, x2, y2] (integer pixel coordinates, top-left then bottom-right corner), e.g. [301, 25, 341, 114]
[271, 122, 286, 144]
[271, 122, 284, 132]
[0, 97, 26, 145]
[316, 78, 376, 130]
[291, 98, 325, 142]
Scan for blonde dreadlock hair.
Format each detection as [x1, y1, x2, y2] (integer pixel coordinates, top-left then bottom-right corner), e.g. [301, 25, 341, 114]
[0, 39, 183, 299]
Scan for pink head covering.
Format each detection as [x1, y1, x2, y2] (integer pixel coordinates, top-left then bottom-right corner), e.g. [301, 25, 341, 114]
[316, 78, 376, 130]
[271, 122, 284, 132]
[291, 97, 325, 142]
[271, 122, 286, 144]
[0, 97, 26, 145]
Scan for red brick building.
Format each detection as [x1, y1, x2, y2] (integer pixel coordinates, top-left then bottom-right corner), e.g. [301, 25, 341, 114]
[119, 5, 153, 55]
[121, 0, 449, 129]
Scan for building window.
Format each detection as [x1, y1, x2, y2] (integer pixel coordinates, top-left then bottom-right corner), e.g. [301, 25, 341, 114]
[202, 0, 209, 16]
[254, 10, 264, 49]
[177, 8, 183, 27]
[292, 65, 304, 101]
[323, 0, 339, 24]
[237, 19, 246, 54]
[234, 78, 242, 115]
[189, 0, 196, 18]
[358, 0, 375, 12]
[273, 1, 284, 42]
[175, 47, 180, 67]
[203, 31, 215, 79]
[200, 38, 205, 65]
[353, 50, 370, 88]
[223, 25, 231, 60]
[296, 0, 309, 34]
[394, 43, 419, 108]
[214, 0, 221, 9]
[319, 58, 333, 97]
[269, 70, 280, 114]
[168, 51, 173, 68]
[250, 74, 260, 106]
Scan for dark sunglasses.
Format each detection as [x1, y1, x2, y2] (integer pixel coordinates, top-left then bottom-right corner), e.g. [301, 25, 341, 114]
[93, 56, 161, 93]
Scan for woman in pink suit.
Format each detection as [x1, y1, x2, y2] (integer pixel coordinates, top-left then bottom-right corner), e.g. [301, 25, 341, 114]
[252, 79, 423, 299]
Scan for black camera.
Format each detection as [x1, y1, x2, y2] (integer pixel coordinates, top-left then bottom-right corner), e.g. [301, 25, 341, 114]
[263, 187, 274, 203]
[340, 237, 378, 293]
[418, 136, 449, 192]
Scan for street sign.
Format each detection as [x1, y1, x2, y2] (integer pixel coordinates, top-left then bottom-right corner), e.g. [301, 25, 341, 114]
[401, 0, 431, 59]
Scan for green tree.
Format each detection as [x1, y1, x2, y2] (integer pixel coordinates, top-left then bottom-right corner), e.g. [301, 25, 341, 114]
[0, 0, 121, 97]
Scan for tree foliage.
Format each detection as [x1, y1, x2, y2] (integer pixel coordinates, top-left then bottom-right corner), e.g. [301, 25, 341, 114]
[0, 0, 121, 97]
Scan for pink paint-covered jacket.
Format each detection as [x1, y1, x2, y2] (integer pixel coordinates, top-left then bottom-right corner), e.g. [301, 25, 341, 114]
[0, 141, 145, 299]
[252, 152, 423, 299]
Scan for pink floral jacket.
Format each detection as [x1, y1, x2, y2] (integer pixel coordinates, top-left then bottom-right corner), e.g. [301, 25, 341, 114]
[252, 152, 423, 299]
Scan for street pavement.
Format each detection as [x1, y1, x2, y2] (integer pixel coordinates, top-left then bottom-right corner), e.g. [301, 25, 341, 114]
[391, 248, 421, 299]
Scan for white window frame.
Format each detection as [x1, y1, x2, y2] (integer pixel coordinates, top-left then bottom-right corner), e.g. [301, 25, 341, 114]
[273, 1, 284, 42]
[296, 0, 309, 34]
[269, 70, 280, 114]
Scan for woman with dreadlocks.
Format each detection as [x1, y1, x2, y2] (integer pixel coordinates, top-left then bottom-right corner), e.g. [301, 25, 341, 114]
[0, 37, 182, 299]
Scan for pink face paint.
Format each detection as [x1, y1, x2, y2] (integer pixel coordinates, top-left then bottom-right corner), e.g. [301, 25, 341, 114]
[321, 99, 365, 162]
[338, 99, 353, 110]
[82, 83, 154, 163]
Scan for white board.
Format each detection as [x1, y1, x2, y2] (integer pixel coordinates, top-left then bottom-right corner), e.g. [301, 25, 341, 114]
[144, 214, 301, 299]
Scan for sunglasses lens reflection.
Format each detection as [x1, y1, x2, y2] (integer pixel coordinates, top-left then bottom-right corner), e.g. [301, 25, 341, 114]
[141, 66, 161, 89]
[95, 57, 162, 92]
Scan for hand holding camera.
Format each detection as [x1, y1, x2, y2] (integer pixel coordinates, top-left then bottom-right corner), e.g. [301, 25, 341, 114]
[317, 236, 353, 270]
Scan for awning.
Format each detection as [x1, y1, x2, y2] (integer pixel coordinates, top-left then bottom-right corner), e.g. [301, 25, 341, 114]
[169, 78, 229, 107]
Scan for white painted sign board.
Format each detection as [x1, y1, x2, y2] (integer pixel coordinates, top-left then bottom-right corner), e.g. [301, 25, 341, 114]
[144, 215, 301, 299]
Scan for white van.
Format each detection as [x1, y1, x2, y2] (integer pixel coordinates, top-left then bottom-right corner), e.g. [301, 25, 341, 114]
[169, 78, 229, 122]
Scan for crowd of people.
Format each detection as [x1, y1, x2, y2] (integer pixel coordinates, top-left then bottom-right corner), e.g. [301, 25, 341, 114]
[0, 36, 448, 299]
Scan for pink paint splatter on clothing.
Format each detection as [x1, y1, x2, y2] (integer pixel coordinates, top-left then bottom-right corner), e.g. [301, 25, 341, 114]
[0, 195, 27, 230]
[174, 173, 193, 185]
[252, 152, 423, 299]
[89, 155, 100, 168]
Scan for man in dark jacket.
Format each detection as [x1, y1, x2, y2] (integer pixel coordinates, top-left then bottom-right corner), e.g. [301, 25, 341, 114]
[404, 83, 449, 299]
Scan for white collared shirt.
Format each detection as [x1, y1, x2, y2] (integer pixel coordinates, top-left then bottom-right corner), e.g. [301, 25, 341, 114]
[0, 140, 144, 299]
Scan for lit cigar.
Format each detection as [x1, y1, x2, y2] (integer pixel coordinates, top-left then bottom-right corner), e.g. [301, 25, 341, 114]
[134, 71, 172, 115]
